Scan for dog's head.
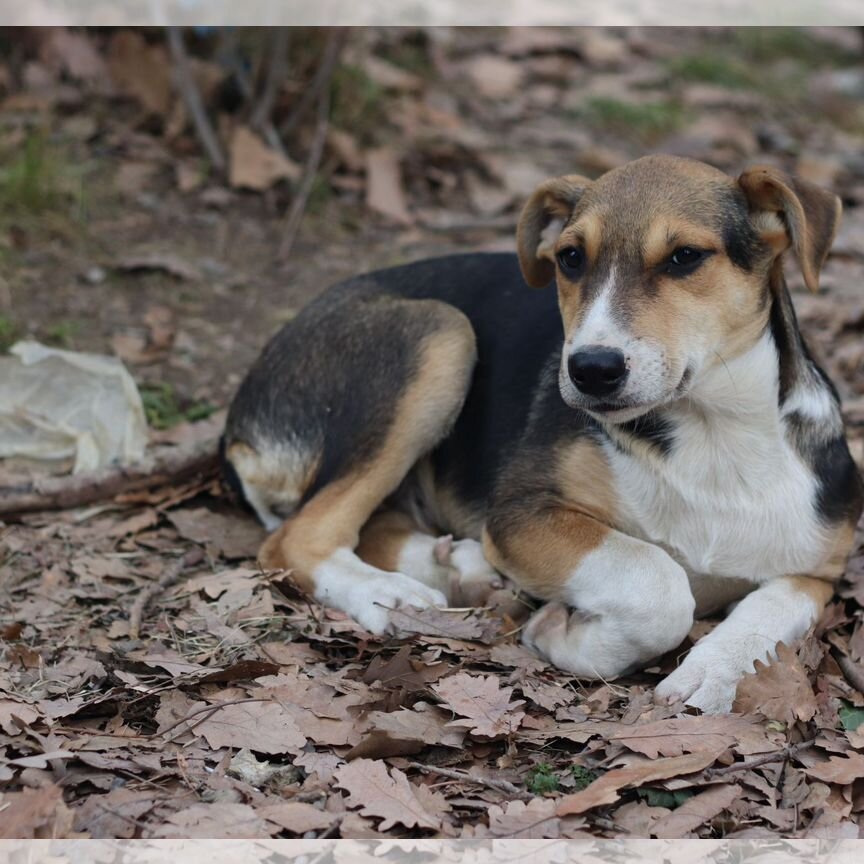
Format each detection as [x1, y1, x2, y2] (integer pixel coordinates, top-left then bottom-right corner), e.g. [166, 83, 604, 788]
[517, 155, 841, 422]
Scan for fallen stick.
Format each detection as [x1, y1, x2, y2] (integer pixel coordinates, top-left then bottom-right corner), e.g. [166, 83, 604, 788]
[128, 547, 205, 640]
[0, 437, 218, 517]
[407, 761, 532, 801]
[166, 26, 226, 172]
[704, 740, 815, 779]
[278, 28, 345, 262]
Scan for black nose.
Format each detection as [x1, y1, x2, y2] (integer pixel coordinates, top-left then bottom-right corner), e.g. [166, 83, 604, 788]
[568, 346, 628, 398]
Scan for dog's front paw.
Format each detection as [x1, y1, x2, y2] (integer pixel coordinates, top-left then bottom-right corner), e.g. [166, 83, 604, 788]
[442, 538, 504, 606]
[344, 574, 448, 636]
[654, 644, 740, 714]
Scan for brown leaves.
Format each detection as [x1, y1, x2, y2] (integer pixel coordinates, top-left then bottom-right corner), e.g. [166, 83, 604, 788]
[229, 126, 300, 191]
[610, 714, 771, 758]
[335, 759, 440, 831]
[434, 672, 525, 738]
[802, 751, 864, 785]
[557, 751, 725, 816]
[190, 700, 306, 755]
[733, 642, 817, 724]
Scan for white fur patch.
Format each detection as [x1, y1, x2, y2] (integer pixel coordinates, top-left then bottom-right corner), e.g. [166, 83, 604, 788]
[523, 533, 694, 679]
[655, 576, 824, 713]
[606, 331, 833, 581]
[313, 547, 447, 635]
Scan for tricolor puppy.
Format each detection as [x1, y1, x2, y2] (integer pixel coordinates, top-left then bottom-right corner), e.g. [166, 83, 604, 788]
[223, 155, 862, 713]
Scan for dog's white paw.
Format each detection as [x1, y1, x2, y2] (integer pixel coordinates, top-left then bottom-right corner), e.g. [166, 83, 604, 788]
[346, 574, 448, 635]
[654, 644, 741, 714]
[439, 537, 503, 606]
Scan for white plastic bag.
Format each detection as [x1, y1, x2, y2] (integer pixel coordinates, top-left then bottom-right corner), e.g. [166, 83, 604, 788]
[0, 341, 147, 474]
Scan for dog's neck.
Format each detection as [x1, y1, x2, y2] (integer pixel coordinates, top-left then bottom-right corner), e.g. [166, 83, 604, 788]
[608, 272, 841, 469]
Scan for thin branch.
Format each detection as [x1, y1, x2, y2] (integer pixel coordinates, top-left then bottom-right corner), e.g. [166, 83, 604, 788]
[166, 26, 226, 172]
[251, 29, 290, 156]
[704, 740, 815, 779]
[279, 30, 344, 140]
[835, 652, 864, 694]
[128, 547, 205, 640]
[0, 437, 218, 517]
[278, 29, 345, 262]
[407, 761, 532, 801]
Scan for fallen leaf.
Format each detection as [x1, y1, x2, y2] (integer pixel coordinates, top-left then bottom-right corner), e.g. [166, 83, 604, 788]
[40, 27, 108, 84]
[191, 700, 306, 755]
[651, 784, 741, 839]
[610, 715, 766, 759]
[0, 784, 75, 839]
[433, 672, 525, 737]
[388, 605, 491, 641]
[198, 660, 280, 684]
[803, 751, 864, 785]
[487, 797, 559, 838]
[365, 147, 413, 225]
[154, 802, 273, 838]
[108, 30, 172, 115]
[229, 126, 300, 191]
[335, 758, 440, 831]
[362, 644, 449, 691]
[733, 642, 817, 724]
[557, 750, 724, 816]
[258, 801, 335, 834]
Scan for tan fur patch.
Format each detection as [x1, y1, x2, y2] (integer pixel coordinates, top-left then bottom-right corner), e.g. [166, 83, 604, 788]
[356, 510, 420, 572]
[483, 508, 608, 601]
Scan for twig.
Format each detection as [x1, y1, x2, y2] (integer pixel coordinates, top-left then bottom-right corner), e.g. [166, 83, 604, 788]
[128, 547, 205, 639]
[835, 652, 864, 694]
[277, 28, 344, 262]
[407, 761, 532, 801]
[704, 740, 815, 779]
[251, 29, 290, 156]
[279, 30, 344, 140]
[0, 438, 218, 517]
[166, 26, 226, 172]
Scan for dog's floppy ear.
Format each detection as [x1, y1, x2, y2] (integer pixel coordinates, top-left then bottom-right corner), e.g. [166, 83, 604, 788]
[738, 165, 841, 293]
[517, 175, 591, 288]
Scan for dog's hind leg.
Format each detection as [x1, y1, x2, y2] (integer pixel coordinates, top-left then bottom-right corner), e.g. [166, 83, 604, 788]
[241, 300, 477, 634]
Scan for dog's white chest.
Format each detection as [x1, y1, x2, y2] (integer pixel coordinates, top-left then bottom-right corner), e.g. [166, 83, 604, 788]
[606, 414, 829, 582]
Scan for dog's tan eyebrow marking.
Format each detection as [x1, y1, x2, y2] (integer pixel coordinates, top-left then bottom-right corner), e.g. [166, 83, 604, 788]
[643, 219, 719, 267]
[558, 213, 602, 260]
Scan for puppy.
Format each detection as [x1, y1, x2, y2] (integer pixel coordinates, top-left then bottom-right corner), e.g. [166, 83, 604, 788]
[223, 155, 862, 713]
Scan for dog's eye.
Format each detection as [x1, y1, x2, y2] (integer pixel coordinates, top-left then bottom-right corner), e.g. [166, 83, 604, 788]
[556, 247, 586, 278]
[667, 246, 705, 274]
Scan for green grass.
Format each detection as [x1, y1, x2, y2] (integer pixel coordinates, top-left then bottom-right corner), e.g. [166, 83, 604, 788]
[0, 316, 20, 352]
[527, 763, 560, 796]
[579, 97, 686, 144]
[667, 54, 756, 89]
[733, 27, 858, 68]
[331, 64, 388, 145]
[140, 382, 216, 430]
[637, 787, 695, 809]
[43, 320, 80, 348]
[0, 132, 69, 216]
[839, 702, 864, 732]
[571, 764, 600, 791]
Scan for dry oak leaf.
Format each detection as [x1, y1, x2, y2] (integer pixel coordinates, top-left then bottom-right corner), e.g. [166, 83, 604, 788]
[190, 700, 306, 755]
[651, 784, 741, 839]
[487, 797, 560, 838]
[802, 751, 864, 785]
[153, 802, 273, 838]
[229, 125, 300, 191]
[365, 147, 413, 226]
[610, 714, 768, 759]
[557, 750, 725, 816]
[733, 642, 817, 724]
[335, 758, 440, 831]
[258, 801, 336, 834]
[0, 784, 75, 839]
[433, 672, 525, 737]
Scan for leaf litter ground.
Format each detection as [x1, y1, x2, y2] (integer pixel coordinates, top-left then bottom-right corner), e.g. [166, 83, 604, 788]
[1, 25, 864, 841]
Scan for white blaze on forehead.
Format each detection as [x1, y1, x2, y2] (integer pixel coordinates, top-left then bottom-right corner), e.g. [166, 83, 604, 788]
[570, 267, 621, 349]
